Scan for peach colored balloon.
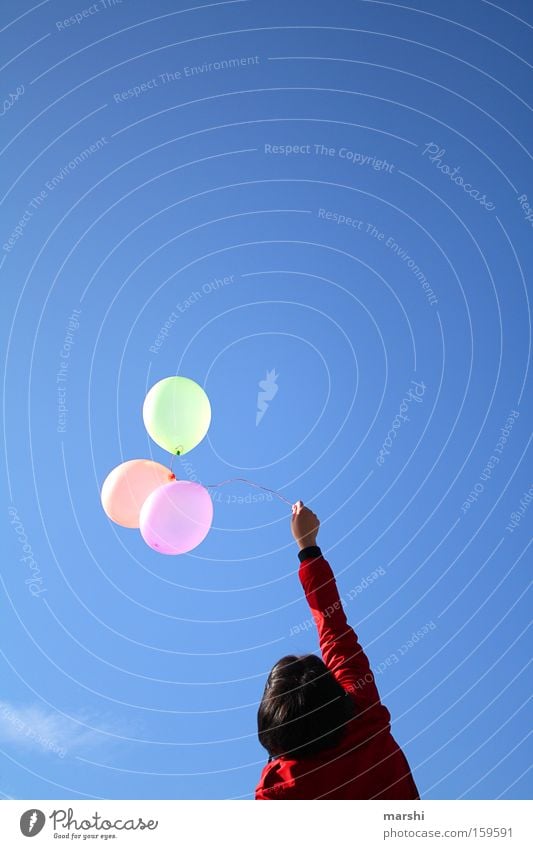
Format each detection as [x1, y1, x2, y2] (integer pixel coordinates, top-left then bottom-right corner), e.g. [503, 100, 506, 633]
[101, 460, 175, 528]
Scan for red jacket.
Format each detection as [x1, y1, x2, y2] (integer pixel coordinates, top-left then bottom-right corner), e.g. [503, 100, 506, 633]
[255, 550, 420, 799]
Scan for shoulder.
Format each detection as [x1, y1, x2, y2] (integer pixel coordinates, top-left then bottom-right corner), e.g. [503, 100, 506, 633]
[255, 758, 299, 800]
[337, 693, 393, 744]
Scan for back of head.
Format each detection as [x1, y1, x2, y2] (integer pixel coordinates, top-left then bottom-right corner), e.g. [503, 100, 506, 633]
[257, 654, 355, 760]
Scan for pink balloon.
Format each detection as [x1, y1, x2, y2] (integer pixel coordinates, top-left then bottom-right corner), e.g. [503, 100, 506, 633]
[139, 480, 213, 554]
[101, 460, 175, 528]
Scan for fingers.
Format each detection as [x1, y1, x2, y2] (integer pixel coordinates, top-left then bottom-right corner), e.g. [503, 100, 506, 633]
[291, 500, 320, 516]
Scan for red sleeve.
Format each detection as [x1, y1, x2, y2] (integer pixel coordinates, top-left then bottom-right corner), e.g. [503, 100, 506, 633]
[298, 552, 384, 711]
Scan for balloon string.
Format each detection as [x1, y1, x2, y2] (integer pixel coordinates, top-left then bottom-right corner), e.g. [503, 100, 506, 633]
[203, 477, 293, 506]
[168, 456, 292, 505]
[168, 450, 181, 478]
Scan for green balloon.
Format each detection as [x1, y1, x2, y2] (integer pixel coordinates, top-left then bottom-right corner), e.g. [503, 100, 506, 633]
[143, 376, 211, 455]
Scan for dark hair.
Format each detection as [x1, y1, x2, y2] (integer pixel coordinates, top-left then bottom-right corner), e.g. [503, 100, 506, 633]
[257, 654, 355, 760]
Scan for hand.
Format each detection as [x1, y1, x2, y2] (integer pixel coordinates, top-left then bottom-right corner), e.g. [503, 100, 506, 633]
[291, 500, 320, 550]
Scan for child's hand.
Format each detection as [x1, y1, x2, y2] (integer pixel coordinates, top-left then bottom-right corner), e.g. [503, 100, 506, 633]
[291, 500, 320, 551]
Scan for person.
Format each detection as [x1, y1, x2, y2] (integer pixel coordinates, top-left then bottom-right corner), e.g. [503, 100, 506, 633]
[255, 500, 420, 800]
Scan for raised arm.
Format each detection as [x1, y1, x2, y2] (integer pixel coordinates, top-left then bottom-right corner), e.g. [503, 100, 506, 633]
[291, 501, 384, 710]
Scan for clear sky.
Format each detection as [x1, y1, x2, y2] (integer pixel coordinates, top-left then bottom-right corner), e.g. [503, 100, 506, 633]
[1, 0, 531, 800]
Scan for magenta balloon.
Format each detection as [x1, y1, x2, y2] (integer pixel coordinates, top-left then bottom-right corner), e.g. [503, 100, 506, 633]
[139, 480, 213, 554]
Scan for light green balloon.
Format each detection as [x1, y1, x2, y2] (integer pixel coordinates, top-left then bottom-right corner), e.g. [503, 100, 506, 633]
[143, 376, 211, 455]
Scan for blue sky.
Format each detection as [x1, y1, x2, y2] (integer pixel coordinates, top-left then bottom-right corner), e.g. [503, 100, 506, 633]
[1, 0, 532, 800]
